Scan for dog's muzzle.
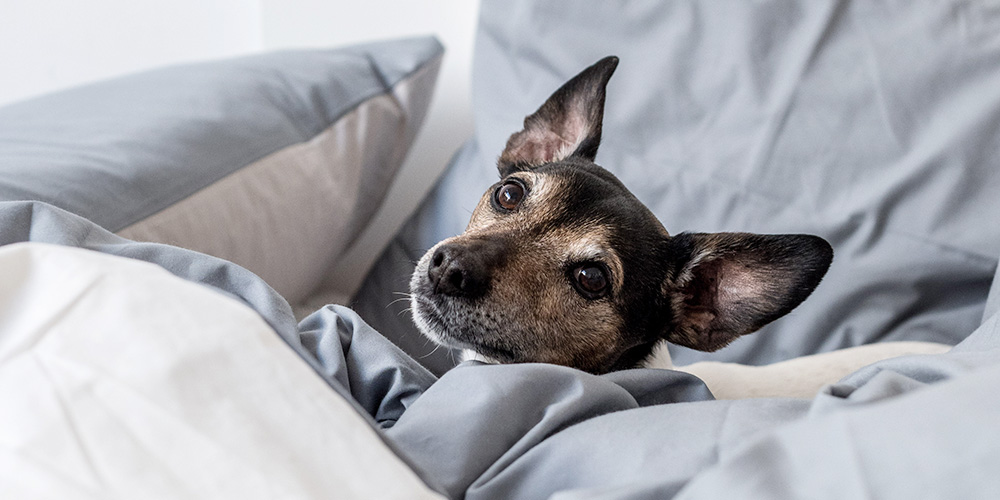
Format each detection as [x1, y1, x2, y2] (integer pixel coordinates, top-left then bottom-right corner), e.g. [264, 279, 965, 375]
[426, 238, 508, 299]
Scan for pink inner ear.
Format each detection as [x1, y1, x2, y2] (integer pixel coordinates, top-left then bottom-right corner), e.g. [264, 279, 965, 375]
[503, 100, 591, 165]
[675, 258, 766, 351]
[505, 129, 572, 165]
[697, 259, 791, 340]
[715, 262, 763, 309]
[667, 232, 833, 352]
[684, 306, 716, 333]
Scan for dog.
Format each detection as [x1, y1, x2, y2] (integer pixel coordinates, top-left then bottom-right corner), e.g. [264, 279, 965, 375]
[409, 56, 949, 399]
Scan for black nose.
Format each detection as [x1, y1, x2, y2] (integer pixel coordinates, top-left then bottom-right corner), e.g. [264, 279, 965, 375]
[428, 241, 498, 298]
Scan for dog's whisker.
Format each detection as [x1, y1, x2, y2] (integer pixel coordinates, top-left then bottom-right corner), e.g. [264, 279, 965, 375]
[386, 297, 412, 308]
[419, 343, 442, 359]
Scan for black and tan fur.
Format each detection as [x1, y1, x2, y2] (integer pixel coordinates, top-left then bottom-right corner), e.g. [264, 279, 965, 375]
[410, 56, 833, 375]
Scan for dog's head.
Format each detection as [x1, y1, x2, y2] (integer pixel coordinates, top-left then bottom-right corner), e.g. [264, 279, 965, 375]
[410, 57, 832, 374]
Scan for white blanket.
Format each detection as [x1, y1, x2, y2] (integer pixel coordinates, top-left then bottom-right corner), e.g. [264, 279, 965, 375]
[0, 243, 441, 499]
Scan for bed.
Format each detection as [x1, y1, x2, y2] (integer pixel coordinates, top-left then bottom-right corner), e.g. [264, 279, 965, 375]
[3, 2, 1000, 499]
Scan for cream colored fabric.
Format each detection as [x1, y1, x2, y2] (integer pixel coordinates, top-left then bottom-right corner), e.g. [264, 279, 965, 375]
[118, 58, 440, 307]
[0, 243, 442, 500]
[646, 341, 951, 399]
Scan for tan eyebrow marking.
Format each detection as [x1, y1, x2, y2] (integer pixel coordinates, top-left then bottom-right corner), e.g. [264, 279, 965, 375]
[556, 228, 625, 292]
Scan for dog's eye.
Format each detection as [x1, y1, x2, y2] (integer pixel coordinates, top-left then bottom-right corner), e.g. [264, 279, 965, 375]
[572, 264, 609, 299]
[494, 181, 525, 211]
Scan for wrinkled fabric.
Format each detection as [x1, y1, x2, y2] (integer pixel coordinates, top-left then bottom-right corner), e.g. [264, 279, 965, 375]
[0, 201, 437, 485]
[0, 243, 442, 500]
[4, 200, 1000, 498]
[299, 305, 437, 426]
[387, 304, 1000, 500]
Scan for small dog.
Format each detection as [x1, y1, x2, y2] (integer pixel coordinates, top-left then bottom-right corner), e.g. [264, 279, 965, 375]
[410, 56, 948, 398]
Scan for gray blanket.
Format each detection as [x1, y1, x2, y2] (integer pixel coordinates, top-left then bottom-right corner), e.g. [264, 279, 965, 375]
[5, 200, 1000, 499]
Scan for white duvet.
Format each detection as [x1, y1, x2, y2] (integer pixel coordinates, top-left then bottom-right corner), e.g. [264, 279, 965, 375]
[0, 243, 441, 499]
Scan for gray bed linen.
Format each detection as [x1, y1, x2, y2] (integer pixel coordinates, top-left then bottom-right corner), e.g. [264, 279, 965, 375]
[0, 201, 440, 486]
[387, 300, 1000, 499]
[6, 200, 1000, 499]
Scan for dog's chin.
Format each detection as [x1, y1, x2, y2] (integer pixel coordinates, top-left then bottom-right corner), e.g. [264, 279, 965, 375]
[409, 293, 521, 364]
[409, 293, 447, 346]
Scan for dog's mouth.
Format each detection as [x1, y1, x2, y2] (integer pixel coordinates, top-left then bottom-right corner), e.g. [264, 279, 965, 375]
[410, 292, 520, 363]
[410, 294, 449, 343]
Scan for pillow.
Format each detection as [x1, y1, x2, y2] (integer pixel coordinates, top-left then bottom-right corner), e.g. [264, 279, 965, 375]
[0, 36, 443, 307]
[357, 1, 1000, 368]
[0, 242, 442, 499]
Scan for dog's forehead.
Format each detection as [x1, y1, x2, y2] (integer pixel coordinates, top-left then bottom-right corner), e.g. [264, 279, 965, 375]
[464, 162, 667, 282]
[470, 162, 666, 244]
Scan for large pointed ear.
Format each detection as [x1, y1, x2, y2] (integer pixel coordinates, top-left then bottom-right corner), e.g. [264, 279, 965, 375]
[498, 56, 619, 175]
[663, 232, 833, 352]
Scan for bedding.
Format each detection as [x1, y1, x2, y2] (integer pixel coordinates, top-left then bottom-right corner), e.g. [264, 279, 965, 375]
[354, 0, 1000, 373]
[0, 241, 441, 500]
[0, 36, 443, 308]
[0, 201, 444, 498]
[3, 201, 1000, 499]
[5, 2, 1000, 499]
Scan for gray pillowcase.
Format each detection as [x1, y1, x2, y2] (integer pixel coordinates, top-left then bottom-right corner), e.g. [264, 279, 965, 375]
[0, 36, 443, 305]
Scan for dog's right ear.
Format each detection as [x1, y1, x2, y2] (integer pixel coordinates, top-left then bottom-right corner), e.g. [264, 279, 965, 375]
[498, 56, 619, 176]
[661, 232, 833, 353]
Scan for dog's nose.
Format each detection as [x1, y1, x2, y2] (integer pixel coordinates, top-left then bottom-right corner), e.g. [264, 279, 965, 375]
[428, 242, 492, 298]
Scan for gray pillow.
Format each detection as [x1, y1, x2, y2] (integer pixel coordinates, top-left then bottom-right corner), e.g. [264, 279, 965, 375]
[0, 36, 443, 306]
[359, 1, 999, 369]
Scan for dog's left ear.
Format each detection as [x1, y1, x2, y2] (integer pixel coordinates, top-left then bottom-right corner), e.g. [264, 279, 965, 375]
[498, 56, 619, 175]
[662, 232, 833, 352]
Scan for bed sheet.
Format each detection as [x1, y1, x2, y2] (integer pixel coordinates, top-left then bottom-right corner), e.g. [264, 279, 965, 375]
[0, 241, 441, 499]
[4, 200, 1000, 499]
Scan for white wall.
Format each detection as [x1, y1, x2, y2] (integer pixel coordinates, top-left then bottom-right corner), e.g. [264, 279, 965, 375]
[0, 0, 479, 302]
[0, 1, 263, 106]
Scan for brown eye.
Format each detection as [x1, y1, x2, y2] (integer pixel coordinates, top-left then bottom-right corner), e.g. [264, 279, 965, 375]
[494, 181, 525, 211]
[572, 264, 609, 299]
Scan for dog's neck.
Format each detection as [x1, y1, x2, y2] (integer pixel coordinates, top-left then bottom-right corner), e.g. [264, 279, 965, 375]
[461, 349, 500, 365]
[645, 342, 674, 369]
